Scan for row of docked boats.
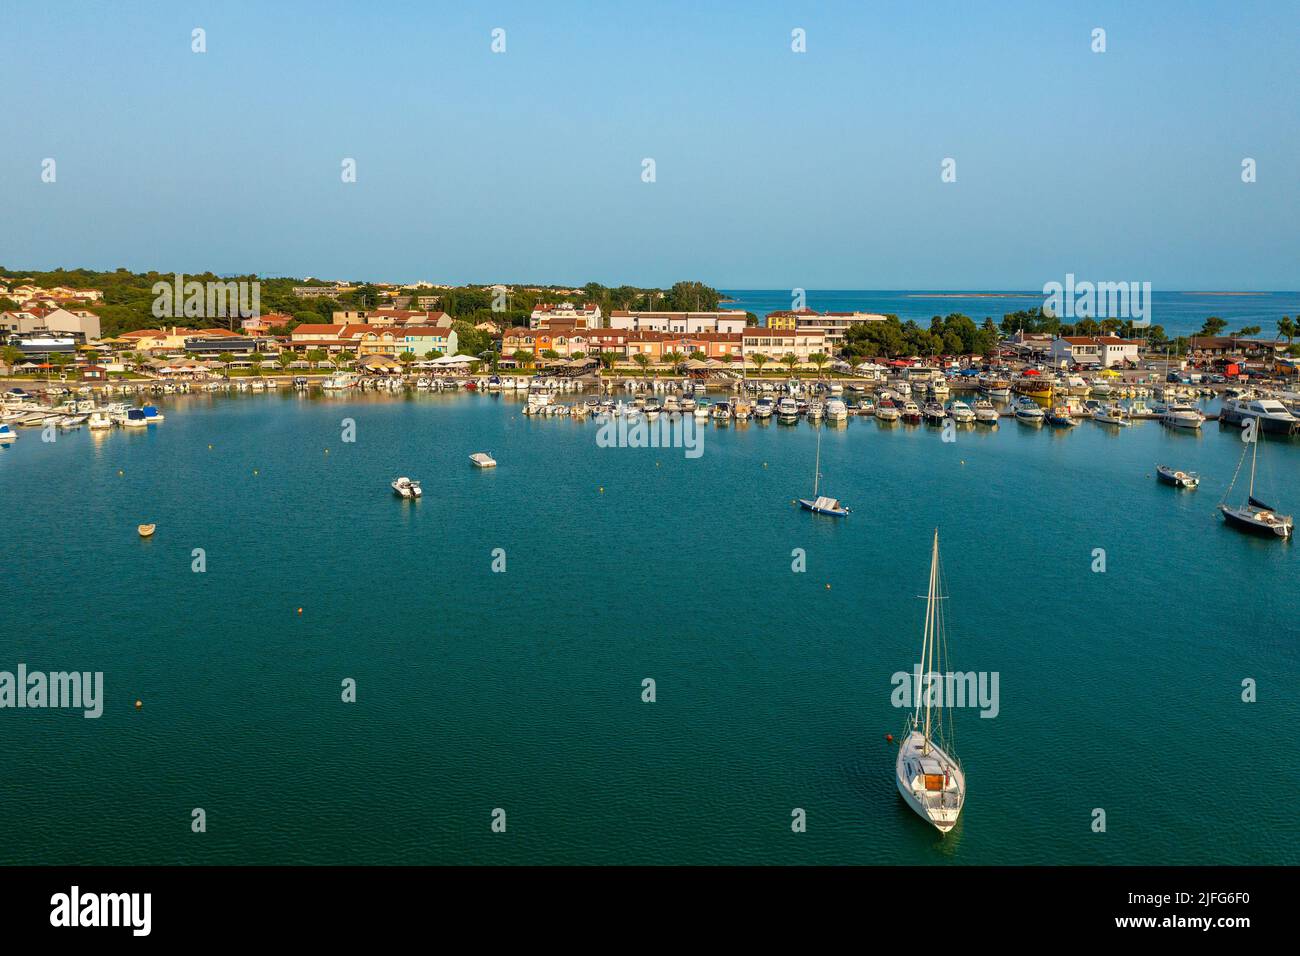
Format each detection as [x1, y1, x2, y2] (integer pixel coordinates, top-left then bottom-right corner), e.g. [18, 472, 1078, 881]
[0, 393, 165, 433]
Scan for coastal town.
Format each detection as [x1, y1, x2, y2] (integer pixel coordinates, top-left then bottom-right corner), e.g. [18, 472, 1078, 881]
[3, 274, 1298, 391]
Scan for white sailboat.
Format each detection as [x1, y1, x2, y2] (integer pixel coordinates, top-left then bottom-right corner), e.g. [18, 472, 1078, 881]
[1219, 428, 1292, 538]
[798, 419, 848, 516]
[895, 530, 966, 833]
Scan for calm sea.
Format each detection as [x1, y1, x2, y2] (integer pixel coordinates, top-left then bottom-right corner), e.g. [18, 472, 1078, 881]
[724, 290, 1300, 339]
[0, 391, 1296, 864]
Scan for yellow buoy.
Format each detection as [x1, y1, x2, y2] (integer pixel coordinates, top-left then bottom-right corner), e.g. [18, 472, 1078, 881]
[599, 486, 604, 493]
[137, 524, 155, 538]
[118, 470, 124, 476]
[208, 444, 213, 450]
[826, 583, 831, 590]
[253, 469, 259, 475]
[296, 607, 303, 616]
[134, 699, 143, 710]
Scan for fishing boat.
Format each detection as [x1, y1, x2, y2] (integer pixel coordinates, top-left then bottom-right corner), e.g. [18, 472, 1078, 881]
[123, 408, 149, 428]
[807, 400, 824, 422]
[1162, 402, 1204, 430]
[694, 399, 711, 420]
[712, 401, 731, 423]
[825, 398, 849, 422]
[1092, 403, 1130, 426]
[1156, 464, 1199, 489]
[895, 530, 965, 833]
[1046, 405, 1076, 427]
[1013, 375, 1052, 400]
[901, 401, 922, 424]
[137, 524, 156, 538]
[142, 405, 164, 423]
[798, 422, 848, 517]
[753, 397, 774, 419]
[469, 453, 497, 468]
[922, 402, 946, 425]
[978, 374, 1011, 399]
[391, 476, 423, 499]
[87, 411, 112, 430]
[971, 399, 999, 424]
[1218, 431, 1292, 538]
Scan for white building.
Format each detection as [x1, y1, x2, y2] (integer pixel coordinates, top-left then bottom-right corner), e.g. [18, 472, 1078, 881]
[1049, 336, 1142, 368]
[607, 310, 748, 334]
[529, 302, 602, 329]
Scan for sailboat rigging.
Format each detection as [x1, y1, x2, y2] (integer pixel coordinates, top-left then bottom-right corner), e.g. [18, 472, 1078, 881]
[895, 530, 966, 833]
[1219, 427, 1292, 538]
[798, 419, 849, 516]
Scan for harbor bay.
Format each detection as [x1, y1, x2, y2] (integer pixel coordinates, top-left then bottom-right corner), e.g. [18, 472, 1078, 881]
[1, 387, 1295, 865]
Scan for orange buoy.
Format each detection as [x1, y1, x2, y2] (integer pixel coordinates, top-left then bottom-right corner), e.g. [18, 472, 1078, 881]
[885, 734, 893, 743]
[135, 700, 143, 710]
[296, 607, 303, 615]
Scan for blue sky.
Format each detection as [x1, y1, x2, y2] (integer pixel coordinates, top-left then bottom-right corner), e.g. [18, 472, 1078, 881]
[2, 1, 1297, 289]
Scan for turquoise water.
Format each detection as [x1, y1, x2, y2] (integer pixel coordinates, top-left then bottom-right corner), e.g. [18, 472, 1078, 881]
[724, 289, 1300, 340]
[1, 391, 1296, 865]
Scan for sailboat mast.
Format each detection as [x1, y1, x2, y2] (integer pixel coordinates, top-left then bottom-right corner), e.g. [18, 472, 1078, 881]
[813, 425, 821, 496]
[922, 530, 939, 752]
[1248, 428, 1258, 499]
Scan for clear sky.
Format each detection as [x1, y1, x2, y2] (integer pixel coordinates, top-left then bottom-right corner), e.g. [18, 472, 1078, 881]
[2, 0, 1297, 289]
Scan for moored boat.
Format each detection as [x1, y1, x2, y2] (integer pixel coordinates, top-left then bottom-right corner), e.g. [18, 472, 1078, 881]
[391, 476, 423, 499]
[1156, 464, 1199, 489]
[895, 530, 966, 833]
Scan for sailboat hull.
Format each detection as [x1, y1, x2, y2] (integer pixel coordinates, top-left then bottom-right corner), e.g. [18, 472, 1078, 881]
[1219, 504, 1293, 538]
[895, 730, 965, 833]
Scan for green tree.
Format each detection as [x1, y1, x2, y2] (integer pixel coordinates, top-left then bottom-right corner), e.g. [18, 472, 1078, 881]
[632, 353, 650, 375]
[276, 352, 292, 371]
[512, 349, 532, 368]
[1277, 317, 1295, 345]
[306, 348, 326, 370]
[750, 352, 768, 375]
[1198, 316, 1228, 337]
[809, 352, 828, 377]
[781, 352, 799, 375]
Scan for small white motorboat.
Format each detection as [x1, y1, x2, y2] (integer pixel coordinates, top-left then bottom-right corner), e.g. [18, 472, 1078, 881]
[391, 476, 423, 498]
[469, 452, 497, 468]
[0, 423, 16, 444]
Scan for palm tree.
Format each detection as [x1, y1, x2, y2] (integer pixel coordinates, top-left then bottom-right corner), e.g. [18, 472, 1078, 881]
[513, 349, 531, 369]
[276, 352, 292, 372]
[1277, 316, 1295, 346]
[809, 352, 829, 379]
[599, 351, 619, 370]
[306, 348, 326, 370]
[218, 351, 234, 379]
[663, 350, 685, 369]
[781, 352, 799, 376]
[632, 353, 650, 377]
[335, 350, 354, 371]
[750, 352, 768, 376]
